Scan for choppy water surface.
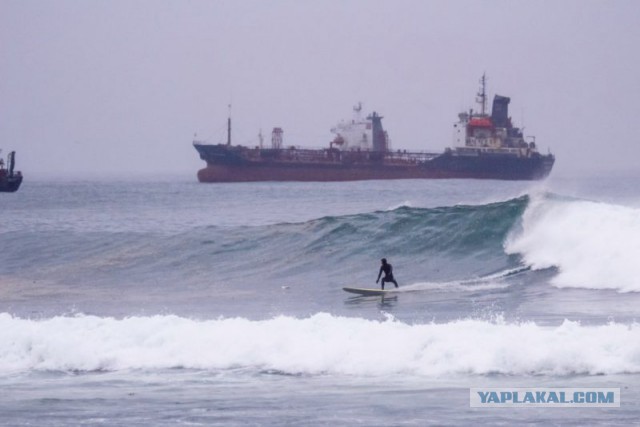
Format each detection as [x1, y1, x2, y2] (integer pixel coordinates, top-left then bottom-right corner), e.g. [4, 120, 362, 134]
[1, 174, 639, 425]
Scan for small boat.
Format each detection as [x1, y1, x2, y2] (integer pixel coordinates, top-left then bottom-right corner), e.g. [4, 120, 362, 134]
[0, 150, 23, 193]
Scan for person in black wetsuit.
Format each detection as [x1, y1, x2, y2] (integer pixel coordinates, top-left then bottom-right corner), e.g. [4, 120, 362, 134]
[376, 258, 398, 290]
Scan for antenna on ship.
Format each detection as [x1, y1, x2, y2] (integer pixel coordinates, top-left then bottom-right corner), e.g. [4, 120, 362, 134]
[476, 73, 488, 116]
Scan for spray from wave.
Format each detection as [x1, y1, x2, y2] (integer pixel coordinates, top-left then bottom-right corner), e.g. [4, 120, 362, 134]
[506, 194, 640, 292]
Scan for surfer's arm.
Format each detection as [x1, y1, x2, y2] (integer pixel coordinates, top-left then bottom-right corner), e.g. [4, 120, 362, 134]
[376, 267, 383, 282]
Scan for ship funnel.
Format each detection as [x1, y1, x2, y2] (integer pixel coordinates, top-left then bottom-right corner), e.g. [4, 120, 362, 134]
[491, 95, 510, 128]
[8, 151, 15, 176]
[368, 112, 387, 152]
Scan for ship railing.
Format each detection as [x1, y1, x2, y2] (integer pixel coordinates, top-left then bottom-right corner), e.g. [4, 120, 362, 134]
[240, 145, 444, 164]
[383, 150, 440, 162]
[455, 146, 537, 157]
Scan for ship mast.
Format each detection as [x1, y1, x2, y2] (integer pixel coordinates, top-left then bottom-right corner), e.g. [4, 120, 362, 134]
[227, 104, 231, 146]
[476, 73, 487, 116]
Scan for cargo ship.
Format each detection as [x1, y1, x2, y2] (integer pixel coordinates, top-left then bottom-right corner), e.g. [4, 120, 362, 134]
[0, 150, 22, 192]
[193, 77, 554, 182]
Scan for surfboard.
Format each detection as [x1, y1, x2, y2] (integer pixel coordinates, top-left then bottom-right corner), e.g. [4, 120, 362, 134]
[343, 287, 395, 296]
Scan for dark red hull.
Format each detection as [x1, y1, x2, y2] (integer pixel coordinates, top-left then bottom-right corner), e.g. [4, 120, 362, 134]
[194, 144, 555, 182]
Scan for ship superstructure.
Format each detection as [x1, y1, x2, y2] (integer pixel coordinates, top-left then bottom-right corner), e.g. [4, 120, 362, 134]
[329, 103, 390, 152]
[453, 74, 540, 159]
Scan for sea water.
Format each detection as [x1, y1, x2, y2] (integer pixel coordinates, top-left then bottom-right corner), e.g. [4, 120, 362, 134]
[1, 174, 639, 425]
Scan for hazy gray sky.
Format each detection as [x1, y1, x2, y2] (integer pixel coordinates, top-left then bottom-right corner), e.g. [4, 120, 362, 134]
[1, 0, 639, 178]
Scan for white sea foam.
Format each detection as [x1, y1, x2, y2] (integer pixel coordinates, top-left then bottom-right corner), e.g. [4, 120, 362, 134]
[1, 313, 639, 377]
[506, 195, 640, 292]
[404, 280, 510, 293]
[403, 267, 529, 293]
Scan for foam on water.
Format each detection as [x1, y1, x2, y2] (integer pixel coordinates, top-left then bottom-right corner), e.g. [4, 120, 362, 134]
[2, 312, 639, 377]
[404, 266, 531, 292]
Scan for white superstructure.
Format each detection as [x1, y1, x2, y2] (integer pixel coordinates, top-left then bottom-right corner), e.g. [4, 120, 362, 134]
[330, 103, 388, 150]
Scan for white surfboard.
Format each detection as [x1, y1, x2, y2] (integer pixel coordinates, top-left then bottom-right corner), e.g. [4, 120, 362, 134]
[342, 287, 396, 296]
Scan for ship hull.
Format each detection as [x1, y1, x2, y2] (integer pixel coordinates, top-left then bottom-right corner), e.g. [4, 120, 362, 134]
[194, 144, 554, 182]
[0, 175, 23, 192]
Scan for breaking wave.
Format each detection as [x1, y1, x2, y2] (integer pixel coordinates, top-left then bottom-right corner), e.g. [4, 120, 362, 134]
[3, 191, 639, 293]
[506, 194, 640, 292]
[1, 313, 639, 377]
[0, 197, 528, 288]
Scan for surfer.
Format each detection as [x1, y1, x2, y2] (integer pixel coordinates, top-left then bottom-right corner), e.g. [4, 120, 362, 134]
[376, 258, 398, 290]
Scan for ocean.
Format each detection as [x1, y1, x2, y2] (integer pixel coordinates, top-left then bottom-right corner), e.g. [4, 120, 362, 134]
[1, 174, 639, 425]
